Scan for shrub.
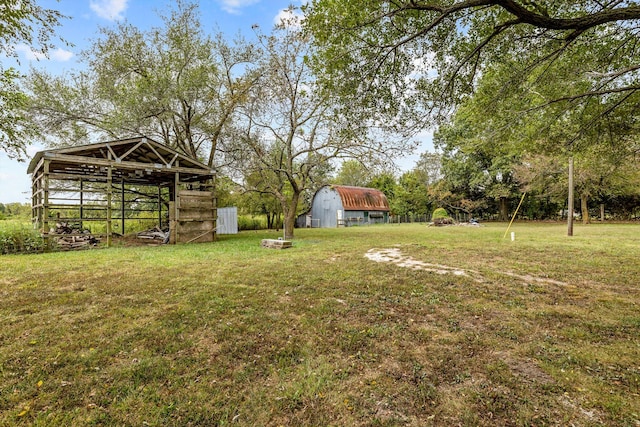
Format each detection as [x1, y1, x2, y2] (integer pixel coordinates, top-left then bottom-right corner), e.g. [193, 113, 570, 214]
[238, 215, 267, 231]
[432, 208, 450, 220]
[0, 227, 46, 254]
[432, 208, 455, 226]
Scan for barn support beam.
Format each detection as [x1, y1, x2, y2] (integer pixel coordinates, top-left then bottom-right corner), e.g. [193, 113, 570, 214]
[173, 161, 180, 244]
[31, 171, 42, 231]
[79, 179, 84, 230]
[158, 186, 163, 229]
[106, 165, 112, 247]
[43, 159, 50, 251]
[121, 180, 126, 235]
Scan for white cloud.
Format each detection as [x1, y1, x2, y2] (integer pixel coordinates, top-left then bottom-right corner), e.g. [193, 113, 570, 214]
[15, 44, 46, 60]
[90, 0, 128, 21]
[50, 48, 74, 62]
[217, 0, 260, 15]
[274, 8, 304, 28]
[15, 44, 73, 62]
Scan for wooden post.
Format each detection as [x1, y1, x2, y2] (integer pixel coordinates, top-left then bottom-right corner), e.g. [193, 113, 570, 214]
[32, 173, 40, 231]
[212, 180, 217, 242]
[31, 177, 36, 230]
[43, 160, 51, 251]
[174, 160, 180, 244]
[79, 179, 84, 230]
[158, 185, 162, 229]
[107, 166, 112, 247]
[169, 201, 175, 243]
[567, 156, 574, 237]
[121, 180, 126, 235]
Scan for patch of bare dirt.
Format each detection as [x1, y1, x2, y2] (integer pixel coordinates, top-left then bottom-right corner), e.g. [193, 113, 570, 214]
[495, 351, 555, 386]
[365, 247, 567, 287]
[365, 247, 484, 282]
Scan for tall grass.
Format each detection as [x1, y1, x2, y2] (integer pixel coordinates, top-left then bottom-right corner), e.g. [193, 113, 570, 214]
[0, 221, 45, 254]
[238, 214, 269, 230]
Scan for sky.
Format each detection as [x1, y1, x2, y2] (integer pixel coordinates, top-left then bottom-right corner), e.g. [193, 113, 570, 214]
[0, 0, 433, 204]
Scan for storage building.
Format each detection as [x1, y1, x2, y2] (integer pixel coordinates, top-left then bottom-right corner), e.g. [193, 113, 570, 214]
[307, 185, 389, 228]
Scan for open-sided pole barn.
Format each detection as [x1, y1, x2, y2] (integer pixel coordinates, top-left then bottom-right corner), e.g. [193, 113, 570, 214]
[28, 137, 216, 248]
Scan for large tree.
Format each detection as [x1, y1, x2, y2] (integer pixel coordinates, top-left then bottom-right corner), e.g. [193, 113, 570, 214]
[368, 172, 398, 201]
[235, 23, 411, 239]
[0, 0, 65, 159]
[26, 1, 258, 167]
[392, 170, 433, 218]
[304, 1, 640, 140]
[435, 88, 524, 220]
[425, 40, 639, 223]
[332, 160, 373, 187]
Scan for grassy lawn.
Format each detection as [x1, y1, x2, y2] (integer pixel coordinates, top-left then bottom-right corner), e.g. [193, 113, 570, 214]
[1, 222, 638, 426]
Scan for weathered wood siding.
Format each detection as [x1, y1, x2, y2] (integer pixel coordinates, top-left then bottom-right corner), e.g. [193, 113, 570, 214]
[171, 190, 216, 243]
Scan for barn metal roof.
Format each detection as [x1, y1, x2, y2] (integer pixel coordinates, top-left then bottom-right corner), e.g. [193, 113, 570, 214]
[332, 185, 390, 211]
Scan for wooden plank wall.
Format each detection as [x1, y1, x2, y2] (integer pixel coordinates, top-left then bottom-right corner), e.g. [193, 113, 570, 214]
[171, 190, 216, 244]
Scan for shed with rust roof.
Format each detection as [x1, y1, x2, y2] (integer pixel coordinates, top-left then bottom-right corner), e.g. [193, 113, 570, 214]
[308, 185, 389, 228]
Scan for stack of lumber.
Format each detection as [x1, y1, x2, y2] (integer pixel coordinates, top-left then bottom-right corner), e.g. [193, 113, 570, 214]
[52, 222, 100, 250]
[136, 227, 169, 243]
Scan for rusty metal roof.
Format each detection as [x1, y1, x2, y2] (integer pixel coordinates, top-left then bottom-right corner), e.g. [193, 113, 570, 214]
[332, 185, 389, 211]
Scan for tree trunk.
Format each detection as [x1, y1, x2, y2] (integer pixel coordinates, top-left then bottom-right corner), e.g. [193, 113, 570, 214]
[581, 193, 590, 224]
[567, 156, 574, 236]
[283, 209, 296, 239]
[499, 197, 509, 222]
[600, 203, 605, 221]
[282, 192, 300, 239]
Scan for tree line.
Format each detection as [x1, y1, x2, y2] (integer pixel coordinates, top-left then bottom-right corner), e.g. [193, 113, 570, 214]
[1, 1, 639, 235]
[0, 203, 31, 220]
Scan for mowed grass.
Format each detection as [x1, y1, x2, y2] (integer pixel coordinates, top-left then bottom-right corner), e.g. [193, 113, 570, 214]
[1, 222, 639, 426]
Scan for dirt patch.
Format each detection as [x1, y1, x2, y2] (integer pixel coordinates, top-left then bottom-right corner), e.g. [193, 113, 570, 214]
[501, 271, 566, 287]
[495, 351, 555, 385]
[365, 247, 484, 282]
[365, 247, 567, 287]
[111, 234, 166, 247]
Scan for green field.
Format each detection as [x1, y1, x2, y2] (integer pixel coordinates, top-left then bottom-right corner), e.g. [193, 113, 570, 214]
[1, 223, 638, 426]
[0, 220, 32, 230]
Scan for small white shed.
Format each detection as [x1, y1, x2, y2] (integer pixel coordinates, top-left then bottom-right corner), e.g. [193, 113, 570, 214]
[217, 207, 238, 234]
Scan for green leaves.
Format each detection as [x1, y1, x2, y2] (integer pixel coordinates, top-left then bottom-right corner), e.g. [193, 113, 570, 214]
[0, 68, 35, 159]
[25, 2, 261, 167]
[0, 0, 66, 158]
[304, 0, 640, 143]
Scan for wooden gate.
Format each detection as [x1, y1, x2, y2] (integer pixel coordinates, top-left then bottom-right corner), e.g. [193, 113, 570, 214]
[170, 190, 216, 244]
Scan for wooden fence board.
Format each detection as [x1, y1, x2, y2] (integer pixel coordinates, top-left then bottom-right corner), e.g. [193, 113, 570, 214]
[170, 190, 216, 243]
